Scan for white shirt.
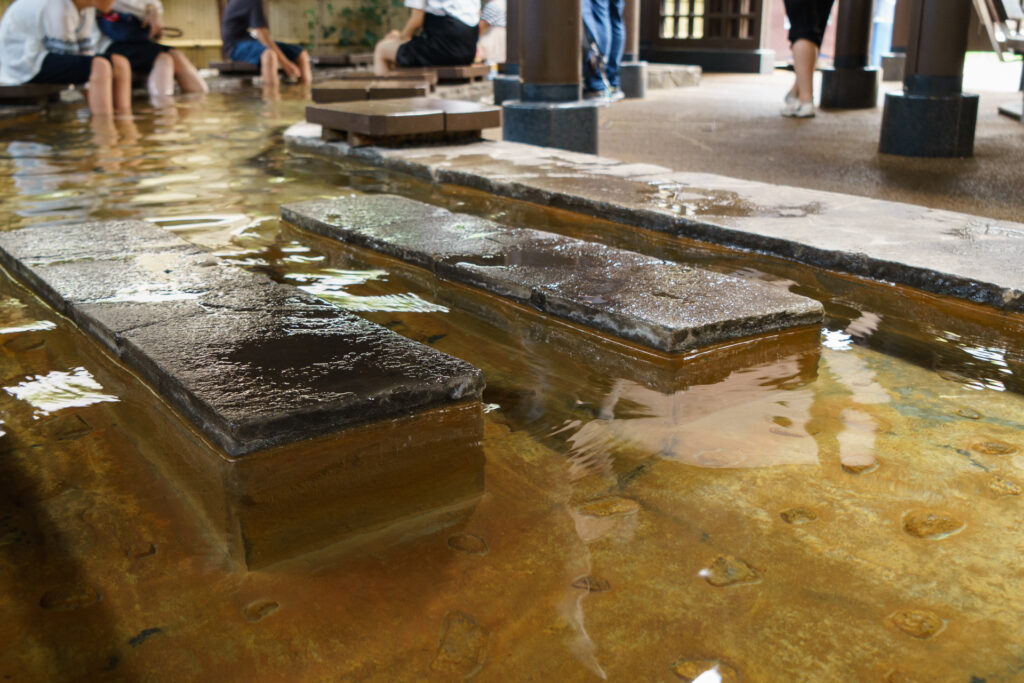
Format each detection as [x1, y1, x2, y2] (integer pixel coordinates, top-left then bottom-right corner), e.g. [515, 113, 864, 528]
[404, 0, 481, 29]
[0, 0, 98, 86]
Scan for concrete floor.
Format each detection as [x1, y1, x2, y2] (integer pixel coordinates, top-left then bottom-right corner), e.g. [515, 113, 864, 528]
[593, 69, 1024, 222]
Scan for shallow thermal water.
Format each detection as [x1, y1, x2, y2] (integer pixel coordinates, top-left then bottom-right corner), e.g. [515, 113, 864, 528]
[1, 92, 1024, 681]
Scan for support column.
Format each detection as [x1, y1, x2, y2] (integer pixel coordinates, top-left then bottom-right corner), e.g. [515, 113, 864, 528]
[879, 0, 978, 157]
[493, 0, 522, 105]
[820, 0, 880, 108]
[881, 0, 911, 81]
[619, 0, 648, 99]
[503, 0, 601, 154]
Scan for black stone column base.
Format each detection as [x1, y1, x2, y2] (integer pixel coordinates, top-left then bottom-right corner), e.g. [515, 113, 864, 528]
[503, 99, 601, 154]
[819, 66, 880, 109]
[619, 61, 647, 99]
[879, 91, 979, 157]
[880, 53, 906, 82]
[493, 74, 521, 106]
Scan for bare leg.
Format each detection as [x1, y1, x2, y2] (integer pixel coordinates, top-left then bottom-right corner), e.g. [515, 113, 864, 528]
[374, 37, 403, 75]
[169, 49, 209, 94]
[296, 50, 313, 84]
[86, 56, 114, 116]
[792, 38, 818, 103]
[260, 49, 280, 89]
[109, 53, 133, 115]
[147, 51, 175, 97]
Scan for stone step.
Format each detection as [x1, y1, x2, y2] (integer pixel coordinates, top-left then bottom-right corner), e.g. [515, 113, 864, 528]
[284, 128, 1024, 313]
[0, 219, 484, 457]
[311, 51, 374, 67]
[307, 98, 502, 146]
[395, 63, 490, 83]
[312, 79, 432, 104]
[281, 195, 823, 353]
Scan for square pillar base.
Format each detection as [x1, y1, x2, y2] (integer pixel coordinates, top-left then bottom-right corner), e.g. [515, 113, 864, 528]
[619, 61, 648, 99]
[493, 74, 521, 106]
[997, 99, 1022, 123]
[819, 66, 880, 109]
[503, 99, 601, 154]
[880, 53, 906, 82]
[879, 91, 979, 157]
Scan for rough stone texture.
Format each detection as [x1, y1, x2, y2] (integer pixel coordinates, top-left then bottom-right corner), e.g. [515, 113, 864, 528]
[281, 195, 823, 353]
[502, 99, 601, 154]
[283, 124, 1024, 312]
[0, 220, 484, 456]
[997, 99, 1022, 122]
[645, 63, 701, 89]
[880, 91, 980, 158]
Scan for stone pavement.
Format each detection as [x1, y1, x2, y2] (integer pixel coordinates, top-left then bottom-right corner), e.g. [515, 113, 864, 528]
[284, 122, 1024, 312]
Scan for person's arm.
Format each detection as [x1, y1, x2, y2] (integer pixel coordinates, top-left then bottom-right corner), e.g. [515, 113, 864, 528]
[252, 27, 301, 80]
[112, 0, 164, 39]
[398, 9, 425, 40]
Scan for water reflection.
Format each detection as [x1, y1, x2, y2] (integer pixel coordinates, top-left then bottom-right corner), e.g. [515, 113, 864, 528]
[3, 367, 119, 416]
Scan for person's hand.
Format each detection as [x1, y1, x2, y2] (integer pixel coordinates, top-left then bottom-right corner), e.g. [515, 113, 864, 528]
[282, 60, 302, 81]
[386, 29, 401, 40]
[143, 4, 164, 39]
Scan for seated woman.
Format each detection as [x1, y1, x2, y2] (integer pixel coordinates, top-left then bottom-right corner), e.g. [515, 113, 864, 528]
[0, 0, 132, 117]
[220, 0, 312, 89]
[374, 0, 481, 75]
[97, 0, 208, 98]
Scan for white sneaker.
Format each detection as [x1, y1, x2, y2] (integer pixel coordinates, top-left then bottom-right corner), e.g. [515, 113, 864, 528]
[781, 100, 815, 118]
[784, 88, 798, 107]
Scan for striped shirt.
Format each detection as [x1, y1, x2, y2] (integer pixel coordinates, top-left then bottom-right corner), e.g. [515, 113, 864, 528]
[481, 0, 505, 28]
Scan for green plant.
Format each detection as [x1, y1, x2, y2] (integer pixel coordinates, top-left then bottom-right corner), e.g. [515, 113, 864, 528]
[338, 0, 406, 48]
[306, 2, 337, 47]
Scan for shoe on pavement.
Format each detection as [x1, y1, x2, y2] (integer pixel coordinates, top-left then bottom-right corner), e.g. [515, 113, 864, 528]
[608, 87, 625, 102]
[781, 100, 815, 118]
[784, 88, 798, 107]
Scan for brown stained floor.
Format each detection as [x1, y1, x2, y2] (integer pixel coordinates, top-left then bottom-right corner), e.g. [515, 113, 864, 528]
[0, 91, 1023, 681]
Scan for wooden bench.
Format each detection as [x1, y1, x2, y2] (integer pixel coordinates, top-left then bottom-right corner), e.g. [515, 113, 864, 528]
[312, 79, 432, 104]
[307, 97, 502, 146]
[209, 61, 259, 75]
[0, 83, 67, 105]
[311, 51, 374, 68]
[395, 63, 491, 84]
[329, 70, 441, 87]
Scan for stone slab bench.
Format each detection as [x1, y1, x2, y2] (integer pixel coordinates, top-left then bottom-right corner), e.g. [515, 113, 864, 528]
[330, 70, 441, 86]
[311, 51, 374, 67]
[306, 98, 502, 146]
[0, 219, 486, 567]
[281, 195, 823, 353]
[312, 79, 432, 104]
[210, 61, 259, 75]
[0, 83, 67, 104]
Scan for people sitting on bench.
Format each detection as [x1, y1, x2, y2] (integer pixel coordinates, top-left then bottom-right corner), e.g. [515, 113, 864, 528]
[220, 0, 312, 90]
[97, 0, 208, 98]
[373, 0, 481, 76]
[0, 0, 132, 116]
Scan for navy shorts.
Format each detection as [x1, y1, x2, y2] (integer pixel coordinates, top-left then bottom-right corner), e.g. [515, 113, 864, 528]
[30, 52, 99, 85]
[396, 13, 478, 67]
[230, 38, 304, 65]
[783, 0, 836, 46]
[104, 41, 171, 75]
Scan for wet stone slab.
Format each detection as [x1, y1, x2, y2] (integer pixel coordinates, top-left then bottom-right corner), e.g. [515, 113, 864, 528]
[283, 127, 1024, 312]
[281, 195, 823, 352]
[0, 220, 484, 456]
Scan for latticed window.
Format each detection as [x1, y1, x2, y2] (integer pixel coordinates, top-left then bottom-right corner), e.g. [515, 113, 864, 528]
[659, 0, 759, 42]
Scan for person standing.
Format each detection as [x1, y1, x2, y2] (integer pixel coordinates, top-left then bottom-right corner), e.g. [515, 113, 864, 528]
[581, 0, 625, 101]
[781, 0, 836, 118]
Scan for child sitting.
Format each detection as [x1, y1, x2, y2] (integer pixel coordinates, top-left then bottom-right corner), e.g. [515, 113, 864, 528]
[374, 0, 481, 75]
[220, 0, 312, 89]
[0, 0, 132, 116]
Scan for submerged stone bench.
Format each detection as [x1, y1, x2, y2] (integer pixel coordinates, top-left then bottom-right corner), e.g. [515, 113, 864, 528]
[0, 83, 66, 105]
[307, 98, 502, 146]
[0, 219, 486, 566]
[281, 195, 823, 352]
[312, 79, 432, 104]
[210, 61, 259, 75]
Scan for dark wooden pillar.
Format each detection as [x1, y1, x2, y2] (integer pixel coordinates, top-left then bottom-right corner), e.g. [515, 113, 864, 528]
[820, 0, 880, 108]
